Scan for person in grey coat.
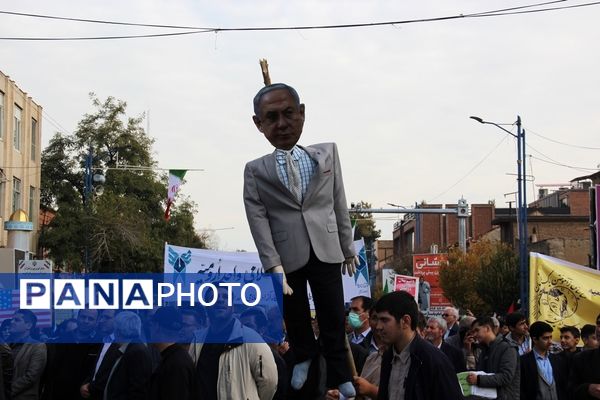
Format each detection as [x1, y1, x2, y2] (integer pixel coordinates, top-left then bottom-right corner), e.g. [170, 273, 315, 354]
[467, 316, 520, 400]
[243, 83, 358, 398]
[9, 310, 47, 400]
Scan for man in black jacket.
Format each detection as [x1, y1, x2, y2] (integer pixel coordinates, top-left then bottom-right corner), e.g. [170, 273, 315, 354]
[46, 308, 101, 400]
[149, 307, 198, 400]
[568, 314, 600, 400]
[375, 291, 464, 400]
[104, 312, 152, 400]
[425, 316, 466, 373]
[80, 310, 121, 400]
[520, 321, 567, 400]
[467, 317, 520, 400]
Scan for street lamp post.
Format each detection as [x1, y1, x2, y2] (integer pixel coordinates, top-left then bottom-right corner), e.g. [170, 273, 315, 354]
[470, 115, 528, 315]
[84, 146, 93, 272]
[83, 146, 105, 272]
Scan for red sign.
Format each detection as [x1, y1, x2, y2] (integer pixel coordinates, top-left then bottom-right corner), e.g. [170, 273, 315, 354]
[394, 274, 419, 301]
[413, 253, 451, 315]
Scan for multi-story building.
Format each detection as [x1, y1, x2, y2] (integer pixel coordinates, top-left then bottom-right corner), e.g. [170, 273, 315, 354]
[0, 70, 42, 253]
[494, 184, 592, 266]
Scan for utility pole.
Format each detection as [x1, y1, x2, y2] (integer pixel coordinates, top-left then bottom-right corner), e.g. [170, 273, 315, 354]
[83, 146, 106, 273]
[83, 146, 93, 272]
[471, 115, 529, 315]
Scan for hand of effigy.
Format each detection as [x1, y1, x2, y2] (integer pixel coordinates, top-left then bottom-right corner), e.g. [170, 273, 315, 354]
[268, 265, 294, 295]
[341, 255, 359, 277]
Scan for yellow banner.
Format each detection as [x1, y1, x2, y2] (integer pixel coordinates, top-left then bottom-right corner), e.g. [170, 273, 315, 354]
[529, 252, 600, 340]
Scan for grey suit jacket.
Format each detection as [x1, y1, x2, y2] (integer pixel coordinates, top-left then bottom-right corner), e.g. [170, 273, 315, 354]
[11, 342, 47, 400]
[244, 142, 355, 273]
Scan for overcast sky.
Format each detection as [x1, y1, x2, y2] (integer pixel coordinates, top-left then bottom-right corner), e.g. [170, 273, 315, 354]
[2, 1, 599, 252]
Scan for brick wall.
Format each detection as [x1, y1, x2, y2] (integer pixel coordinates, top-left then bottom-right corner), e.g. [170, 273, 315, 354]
[529, 220, 589, 242]
[529, 238, 590, 266]
[564, 190, 590, 216]
[471, 204, 494, 239]
[418, 213, 443, 253]
[445, 207, 459, 246]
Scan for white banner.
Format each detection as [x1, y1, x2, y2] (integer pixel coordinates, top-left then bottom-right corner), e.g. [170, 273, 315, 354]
[18, 260, 53, 274]
[164, 242, 370, 303]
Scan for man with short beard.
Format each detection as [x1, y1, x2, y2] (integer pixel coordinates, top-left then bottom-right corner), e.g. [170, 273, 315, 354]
[10, 310, 46, 400]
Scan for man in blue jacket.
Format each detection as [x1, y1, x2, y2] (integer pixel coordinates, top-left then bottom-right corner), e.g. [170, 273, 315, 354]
[375, 291, 464, 400]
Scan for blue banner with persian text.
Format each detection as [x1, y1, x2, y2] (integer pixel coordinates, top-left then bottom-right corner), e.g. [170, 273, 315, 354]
[0, 273, 283, 344]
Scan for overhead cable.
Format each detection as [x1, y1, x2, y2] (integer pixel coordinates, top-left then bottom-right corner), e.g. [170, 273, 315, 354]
[2, 1, 599, 41]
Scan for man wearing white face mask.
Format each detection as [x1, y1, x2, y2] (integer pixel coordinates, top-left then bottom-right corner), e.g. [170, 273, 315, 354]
[348, 296, 377, 353]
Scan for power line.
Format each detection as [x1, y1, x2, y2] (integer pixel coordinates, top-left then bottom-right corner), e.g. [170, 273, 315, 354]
[470, 0, 600, 18]
[527, 142, 599, 171]
[429, 133, 510, 202]
[0, 1, 566, 30]
[0, 0, 566, 31]
[42, 110, 72, 135]
[0, 29, 210, 41]
[1, 1, 598, 41]
[529, 155, 599, 171]
[526, 127, 600, 150]
[0, 10, 206, 29]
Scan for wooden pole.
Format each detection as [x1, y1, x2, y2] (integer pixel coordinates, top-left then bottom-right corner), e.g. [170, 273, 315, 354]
[259, 59, 271, 86]
[345, 334, 358, 377]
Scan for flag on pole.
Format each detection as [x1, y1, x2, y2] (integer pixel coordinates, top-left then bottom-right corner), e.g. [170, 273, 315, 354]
[0, 289, 52, 328]
[529, 252, 600, 339]
[165, 170, 187, 220]
[382, 269, 396, 294]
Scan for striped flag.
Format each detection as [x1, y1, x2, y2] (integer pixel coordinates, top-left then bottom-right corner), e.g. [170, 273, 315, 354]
[0, 289, 52, 328]
[165, 170, 187, 221]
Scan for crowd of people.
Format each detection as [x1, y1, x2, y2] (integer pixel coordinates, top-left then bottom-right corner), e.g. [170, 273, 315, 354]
[0, 290, 598, 399]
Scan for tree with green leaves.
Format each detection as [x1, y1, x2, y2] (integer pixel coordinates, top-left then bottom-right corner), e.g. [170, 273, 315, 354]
[474, 242, 519, 315]
[40, 94, 209, 272]
[350, 200, 381, 242]
[439, 240, 519, 315]
[350, 200, 381, 273]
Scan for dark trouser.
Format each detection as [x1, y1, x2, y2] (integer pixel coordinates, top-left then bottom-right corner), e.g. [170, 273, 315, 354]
[283, 248, 351, 388]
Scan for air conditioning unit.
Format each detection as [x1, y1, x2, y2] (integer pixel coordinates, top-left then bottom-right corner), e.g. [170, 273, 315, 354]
[0, 248, 29, 273]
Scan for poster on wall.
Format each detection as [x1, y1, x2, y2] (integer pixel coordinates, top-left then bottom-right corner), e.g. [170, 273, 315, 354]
[413, 253, 451, 316]
[394, 274, 419, 302]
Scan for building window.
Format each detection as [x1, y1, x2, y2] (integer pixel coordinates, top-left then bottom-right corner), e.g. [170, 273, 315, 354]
[0, 91, 4, 139]
[14, 104, 22, 151]
[31, 118, 37, 161]
[29, 186, 36, 223]
[12, 177, 21, 214]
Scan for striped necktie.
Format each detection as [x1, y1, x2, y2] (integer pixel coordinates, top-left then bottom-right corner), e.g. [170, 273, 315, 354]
[285, 151, 302, 202]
